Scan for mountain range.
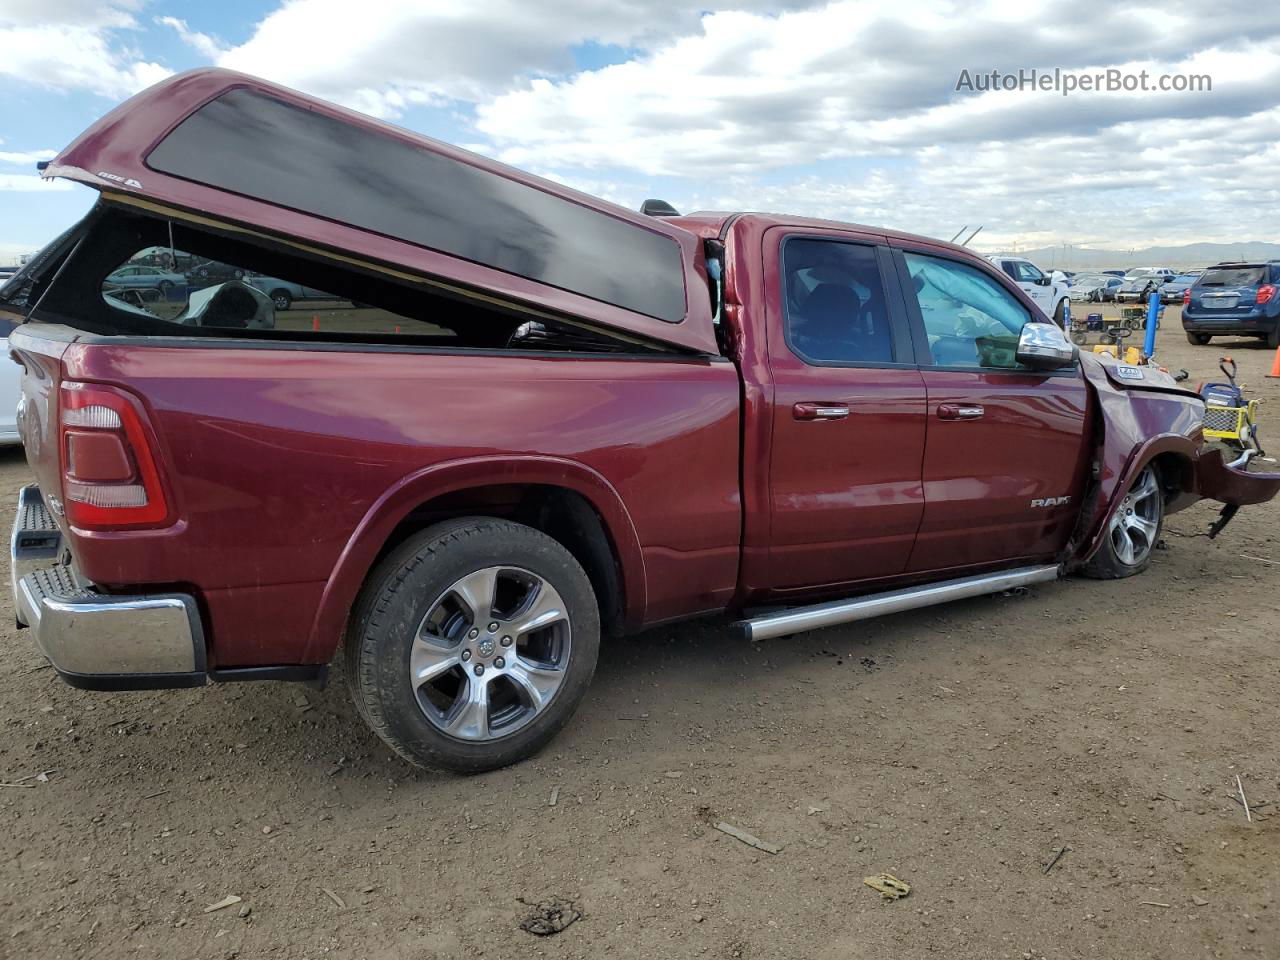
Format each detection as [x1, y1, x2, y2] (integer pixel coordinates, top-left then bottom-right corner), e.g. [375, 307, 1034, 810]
[977, 241, 1280, 272]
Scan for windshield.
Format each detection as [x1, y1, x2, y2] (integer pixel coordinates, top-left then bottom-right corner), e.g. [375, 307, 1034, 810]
[1199, 266, 1266, 287]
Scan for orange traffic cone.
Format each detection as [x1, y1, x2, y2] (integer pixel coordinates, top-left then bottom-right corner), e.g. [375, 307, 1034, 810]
[1269, 344, 1280, 378]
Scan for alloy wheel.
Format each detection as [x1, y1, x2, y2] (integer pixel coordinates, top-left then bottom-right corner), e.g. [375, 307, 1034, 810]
[408, 566, 572, 741]
[1108, 466, 1161, 565]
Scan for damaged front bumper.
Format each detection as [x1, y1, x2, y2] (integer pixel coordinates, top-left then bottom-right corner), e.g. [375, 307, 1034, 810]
[1192, 448, 1280, 539]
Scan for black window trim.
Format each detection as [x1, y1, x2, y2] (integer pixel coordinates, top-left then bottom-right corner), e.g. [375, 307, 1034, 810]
[778, 234, 916, 370]
[889, 245, 1078, 378]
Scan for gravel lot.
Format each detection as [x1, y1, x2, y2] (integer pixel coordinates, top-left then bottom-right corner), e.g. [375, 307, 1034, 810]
[2, 307, 1278, 960]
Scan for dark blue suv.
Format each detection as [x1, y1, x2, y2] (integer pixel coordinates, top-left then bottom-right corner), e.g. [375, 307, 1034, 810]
[1183, 261, 1280, 347]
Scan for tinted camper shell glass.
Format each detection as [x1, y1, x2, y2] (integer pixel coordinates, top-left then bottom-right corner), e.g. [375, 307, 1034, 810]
[147, 89, 686, 323]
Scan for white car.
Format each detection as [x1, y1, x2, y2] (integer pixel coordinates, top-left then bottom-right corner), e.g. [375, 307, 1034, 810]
[987, 255, 1071, 325]
[1125, 266, 1176, 280]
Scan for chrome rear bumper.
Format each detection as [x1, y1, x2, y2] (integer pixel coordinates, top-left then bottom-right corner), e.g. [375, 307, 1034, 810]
[11, 485, 206, 690]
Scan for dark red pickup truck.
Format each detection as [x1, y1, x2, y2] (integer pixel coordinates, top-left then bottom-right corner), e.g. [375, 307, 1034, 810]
[5, 70, 1277, 771]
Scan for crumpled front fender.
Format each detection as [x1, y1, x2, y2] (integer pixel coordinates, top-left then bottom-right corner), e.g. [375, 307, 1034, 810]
[1071, 355, 1280, 565]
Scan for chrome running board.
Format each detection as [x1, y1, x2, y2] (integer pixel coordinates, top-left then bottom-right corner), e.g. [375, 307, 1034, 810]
[733, 565, 1060, 642]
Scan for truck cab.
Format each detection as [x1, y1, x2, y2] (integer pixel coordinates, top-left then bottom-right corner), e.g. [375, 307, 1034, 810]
[987, 255, 1070, 326]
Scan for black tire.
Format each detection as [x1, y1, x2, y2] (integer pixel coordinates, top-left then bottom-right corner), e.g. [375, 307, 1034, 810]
[270, 289, 293, 311]
[1084, 463, 1164, 579]
[1069, 327, 1087, 345]
[196, 266, 209, 279]
[1268, 326, 1280, 350]
[1187, 332, 1211, 345]
[343, 517, 600, 773]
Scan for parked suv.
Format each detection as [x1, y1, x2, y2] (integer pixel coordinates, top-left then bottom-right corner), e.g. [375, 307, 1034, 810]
[1183, 261, 1280, 347]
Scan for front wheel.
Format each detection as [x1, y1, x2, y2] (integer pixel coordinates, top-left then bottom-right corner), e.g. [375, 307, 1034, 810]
[1187, 332, 1211, 345]
[270, 289, 293, 310]
[343, 517, 600, 773]
[1084, 464, 1164, 579]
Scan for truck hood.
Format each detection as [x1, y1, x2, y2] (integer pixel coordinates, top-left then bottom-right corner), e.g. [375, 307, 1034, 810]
[1080, 352, 1201, 398]
[42, 69, 718, 354]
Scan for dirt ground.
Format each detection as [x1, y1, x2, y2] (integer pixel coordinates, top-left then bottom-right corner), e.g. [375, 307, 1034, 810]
[2, 307, 1278, 960]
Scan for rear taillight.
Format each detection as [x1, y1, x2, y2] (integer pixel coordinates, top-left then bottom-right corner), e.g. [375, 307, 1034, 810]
[1183, 288, 1191, 305]
[1257, 284, 1276, 304]
[59, 382, 170, 529]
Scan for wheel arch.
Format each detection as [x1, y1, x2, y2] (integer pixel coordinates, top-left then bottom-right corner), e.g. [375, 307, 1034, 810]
[303, 456, 647, 663]
[1073, 436, 1197, 566]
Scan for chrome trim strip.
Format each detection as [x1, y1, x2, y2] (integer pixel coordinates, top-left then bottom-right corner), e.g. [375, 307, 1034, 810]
[735, 565, 1060, 641]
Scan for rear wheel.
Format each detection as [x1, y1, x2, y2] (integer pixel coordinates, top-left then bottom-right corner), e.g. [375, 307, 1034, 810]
[1187, 332, 1211, 345]
[1268, 326, 1280, 350]
[270, 289, 293, 310]
[343, 517, 600, 772]
[1084, 464, 1164, 579]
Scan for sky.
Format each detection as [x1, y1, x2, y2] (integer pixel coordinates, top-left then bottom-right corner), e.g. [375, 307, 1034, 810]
[1, 0, 1279, 263]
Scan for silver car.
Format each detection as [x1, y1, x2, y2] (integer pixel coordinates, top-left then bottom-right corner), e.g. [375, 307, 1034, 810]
[1069, 275, 1122, 303]
[103, 264, 185, 295]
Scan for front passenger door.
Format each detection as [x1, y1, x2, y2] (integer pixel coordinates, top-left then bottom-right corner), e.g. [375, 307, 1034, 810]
[895, 247, 1093, 573]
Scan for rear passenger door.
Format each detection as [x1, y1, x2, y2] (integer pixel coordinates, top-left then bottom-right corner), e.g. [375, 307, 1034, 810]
[893, 245, 1093, 572]
[762, 230, 927, 591]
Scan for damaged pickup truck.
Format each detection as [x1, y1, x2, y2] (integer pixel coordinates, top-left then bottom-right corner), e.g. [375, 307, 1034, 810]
[5, 70, 1278, 772]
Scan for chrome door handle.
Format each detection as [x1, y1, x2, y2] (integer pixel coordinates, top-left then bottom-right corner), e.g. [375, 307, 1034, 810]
[793, 402, 850, 421]
[937, 403, 984, 420]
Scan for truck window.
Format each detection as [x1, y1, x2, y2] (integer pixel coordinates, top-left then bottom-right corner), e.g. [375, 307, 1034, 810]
[903, 252, 1030, 369]
[782, 239, 895, 364]
[1012, 261, 1045, 283]
[147, 88, 688, 324]
[99, 245, 448, 338]
[34, 204, 660, 355]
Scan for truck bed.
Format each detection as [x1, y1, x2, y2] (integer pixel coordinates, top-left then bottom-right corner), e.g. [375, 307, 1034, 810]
[10, 323, 742, 666]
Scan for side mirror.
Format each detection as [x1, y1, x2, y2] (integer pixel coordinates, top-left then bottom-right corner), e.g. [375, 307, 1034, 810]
[1032, 276, 1051, 286]
[1017, 321, 1078, 370]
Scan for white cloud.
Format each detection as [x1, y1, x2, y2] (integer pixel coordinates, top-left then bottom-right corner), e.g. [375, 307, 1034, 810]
[474, 3, 1280, 175]
[157, 16, 225, 60]
[0, 174, 73, 192]
[0, 2, 170, 99]
[0, 149, 57, 166]
[212, 0, 823, 118]
[0, 0, 145, 29]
